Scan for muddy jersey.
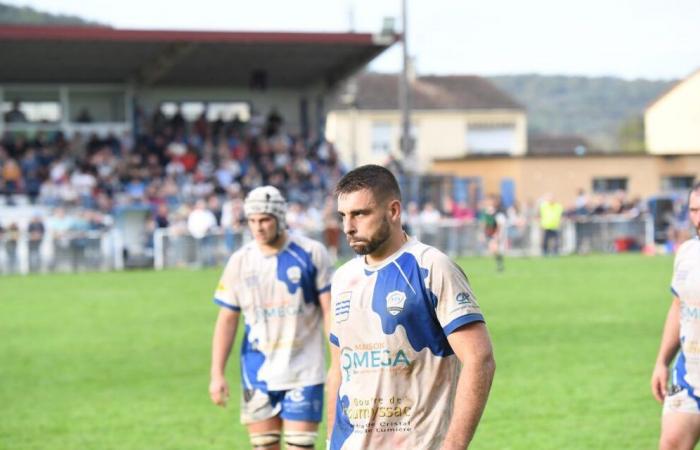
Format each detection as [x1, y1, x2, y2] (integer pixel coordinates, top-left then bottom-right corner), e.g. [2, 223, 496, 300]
[671, 238, 700, 402]
[329, 237, 485, 450]
[214, 234, 332, 391]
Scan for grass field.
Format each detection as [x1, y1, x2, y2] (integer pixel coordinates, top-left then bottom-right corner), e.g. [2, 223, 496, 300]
[0, 254, 673, 449]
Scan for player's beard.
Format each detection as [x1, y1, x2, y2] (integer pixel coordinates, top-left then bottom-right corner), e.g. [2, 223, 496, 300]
[349, 216, 391, 256]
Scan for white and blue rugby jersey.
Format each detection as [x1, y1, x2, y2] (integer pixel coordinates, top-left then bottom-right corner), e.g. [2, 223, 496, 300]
[329, 237, 484, 450]
[214, 234, 333, 391]
[671, 238, 700, 397]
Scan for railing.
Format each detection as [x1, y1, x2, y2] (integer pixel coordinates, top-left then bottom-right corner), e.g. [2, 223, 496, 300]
[1, 215, 655, 275]
[0, 229, 123, 275]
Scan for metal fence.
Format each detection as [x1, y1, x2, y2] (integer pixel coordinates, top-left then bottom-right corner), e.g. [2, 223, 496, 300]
[0, 229, 123, 275]
[1, 215, 655, 275]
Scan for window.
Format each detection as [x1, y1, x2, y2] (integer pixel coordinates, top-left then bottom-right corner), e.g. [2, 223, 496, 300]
[466, 123, 516, 154]
[371, 122, 393, 155]
[661, 176, 695, 192]
[2, 88, 62, 123]
[593, 177, 628, 193]
[2, 100, 61, 123]
[159, 101, 250, 122]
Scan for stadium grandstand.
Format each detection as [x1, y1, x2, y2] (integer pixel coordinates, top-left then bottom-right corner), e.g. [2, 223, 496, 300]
[0, 24, 396, 272]
[0, 25, 678, 275]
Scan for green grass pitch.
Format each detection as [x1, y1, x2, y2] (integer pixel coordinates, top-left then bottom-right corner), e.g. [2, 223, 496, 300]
[0, 254, 672, 449]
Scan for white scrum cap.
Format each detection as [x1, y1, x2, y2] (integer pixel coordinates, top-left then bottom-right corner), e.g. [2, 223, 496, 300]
[243, 185, 287, 227]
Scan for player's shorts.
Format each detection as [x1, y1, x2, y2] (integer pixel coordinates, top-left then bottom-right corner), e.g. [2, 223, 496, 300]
[240, 383, 324, 424]
[663, 385, 700, 415]
[664, 355, 700, 415]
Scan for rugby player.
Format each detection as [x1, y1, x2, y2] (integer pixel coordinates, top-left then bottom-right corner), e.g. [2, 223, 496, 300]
[209, 186, 333, 450]
[327, 165, 495, 449]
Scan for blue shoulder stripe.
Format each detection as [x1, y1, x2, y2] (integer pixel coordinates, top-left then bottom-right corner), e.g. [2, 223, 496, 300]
[319, 284, 331, 294]
[213, 298, 241, 312]
[443, 313, 485, 336]
[671, 287, 679, 298]
[329, 333, 340, 347]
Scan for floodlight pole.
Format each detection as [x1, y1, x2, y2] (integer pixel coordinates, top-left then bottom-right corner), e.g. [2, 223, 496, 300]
[399, 0, 412, 170]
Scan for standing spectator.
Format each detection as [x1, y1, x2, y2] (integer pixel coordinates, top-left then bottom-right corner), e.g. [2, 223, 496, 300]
[187, 199, 218, 266]
[27, 216, 45, 273]
[2, 158, 22, 206]
[221, 192, 245, 253]
[419, 201, 442, 247]
[47, 207, 74, 271]
[540, 193, 564, 256]
[481, 195, 507, 272]
[4, 223, 20, 274]
[322, 197, 341, 262]
[207, 195, 223, 227]
[154, 203, 170, 229]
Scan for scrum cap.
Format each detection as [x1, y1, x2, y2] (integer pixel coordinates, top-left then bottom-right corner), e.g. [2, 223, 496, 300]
[243, 186, 287, 227]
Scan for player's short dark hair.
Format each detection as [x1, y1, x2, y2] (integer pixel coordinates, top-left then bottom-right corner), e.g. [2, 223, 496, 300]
[688, 181, 700, 202]
[335, 164, 401, 204]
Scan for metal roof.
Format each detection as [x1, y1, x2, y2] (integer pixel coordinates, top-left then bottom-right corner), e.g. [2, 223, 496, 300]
[0, 25, 396, 87]
[331, 73, 524, 111]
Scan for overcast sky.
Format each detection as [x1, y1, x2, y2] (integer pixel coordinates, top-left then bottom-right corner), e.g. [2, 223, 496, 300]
[6, 0, 700, 80]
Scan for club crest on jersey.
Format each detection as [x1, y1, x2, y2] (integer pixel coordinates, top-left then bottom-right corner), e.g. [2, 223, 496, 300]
[386, 290, 407, 316]
[456, 292, 472, 305]
[335, 291, 351, 323]
[286, 266, 302, 284]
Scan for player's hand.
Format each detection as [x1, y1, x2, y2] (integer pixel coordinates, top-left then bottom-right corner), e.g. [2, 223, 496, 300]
[651, 362, 669, 403]
[209, 376, 229, 407]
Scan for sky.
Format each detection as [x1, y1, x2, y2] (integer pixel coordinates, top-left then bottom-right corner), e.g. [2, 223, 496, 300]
[5, 0, 700, 80]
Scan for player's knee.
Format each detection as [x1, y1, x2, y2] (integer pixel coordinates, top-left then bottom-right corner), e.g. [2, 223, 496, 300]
[285, 430, 318, 448]
[659, 430, 691, 450]
[250, 431, 281, 448]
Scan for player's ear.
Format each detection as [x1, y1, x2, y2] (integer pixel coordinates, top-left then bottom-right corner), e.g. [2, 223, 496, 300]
[388, 199, 402, 222]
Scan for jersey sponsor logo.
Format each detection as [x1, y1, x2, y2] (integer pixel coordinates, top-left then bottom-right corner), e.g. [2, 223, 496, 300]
[340, 346, 412, 382]
[335, 291, 351, 323]
[386, 290, 407, 316]
[244, 273, 259, 287]
[288, 388, 305, 403]
[287, 266, 302, 284]
[456, 292, 472, 305]
[254, 303, 303, 321]
[682, 304, 700, 321]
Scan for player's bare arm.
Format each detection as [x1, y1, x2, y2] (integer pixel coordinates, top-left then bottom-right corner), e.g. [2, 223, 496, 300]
[440, 322, 495, 450]
[209, 308, 240, 406]
[319, 291, 332, 345]
[326, 343, 342, 440]
[652, 297, 681, 403]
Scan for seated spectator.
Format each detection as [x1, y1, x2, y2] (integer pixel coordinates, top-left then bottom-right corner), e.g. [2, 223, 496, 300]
[75, 108, 94, 123]
[4, 100, 27, 123]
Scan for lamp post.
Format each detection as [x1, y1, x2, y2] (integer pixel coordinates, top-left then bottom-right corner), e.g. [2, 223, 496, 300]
[398, 0, 417, 202]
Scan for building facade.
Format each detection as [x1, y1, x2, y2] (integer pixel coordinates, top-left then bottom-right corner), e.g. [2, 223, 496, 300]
[326, 73, 526, 169]
[645, 68, 700, 155]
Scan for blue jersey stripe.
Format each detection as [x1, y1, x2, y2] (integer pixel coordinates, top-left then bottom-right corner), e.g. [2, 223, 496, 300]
[442, 313, 485, 336]
[329, 333, 340, 347]
[213, 298, 241, 312]
[319, 284, 331, 294]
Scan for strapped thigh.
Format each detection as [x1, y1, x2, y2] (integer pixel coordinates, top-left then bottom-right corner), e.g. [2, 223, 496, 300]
[249, 431, 281, 448]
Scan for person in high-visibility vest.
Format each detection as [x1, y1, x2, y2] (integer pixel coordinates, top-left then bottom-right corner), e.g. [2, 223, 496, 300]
[539, 194, 563, 255]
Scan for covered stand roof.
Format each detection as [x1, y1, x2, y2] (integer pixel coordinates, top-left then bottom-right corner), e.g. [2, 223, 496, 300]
[332, 73, 524, 110]
[0, 25, 396, 88]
